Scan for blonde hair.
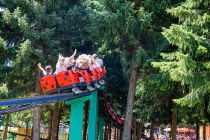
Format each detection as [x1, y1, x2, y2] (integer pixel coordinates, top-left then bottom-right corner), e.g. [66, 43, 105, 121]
[59, 56, 65, 62]
[76, 54, 91, 69]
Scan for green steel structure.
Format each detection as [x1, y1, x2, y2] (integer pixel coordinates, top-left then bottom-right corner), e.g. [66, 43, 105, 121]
[65, 87, 105, 140]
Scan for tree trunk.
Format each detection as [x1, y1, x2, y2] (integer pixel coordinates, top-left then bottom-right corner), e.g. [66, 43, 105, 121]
[104, 122, 108, 140]
[203, 124, 206, 140]
[83, 101, 89, 140]
[3, 114, 10, 140]
[50, 102, 60, 140]
[171, 110, 177, 140]
[25, 120, 29, 135]
[133, 119, 137, 140]
[32, 69, 41, 140]
[33, 107, 41, 140]
[48, 109, 53, 140]
[57, 105, 62, 140]
[108, 124, 112, 140]
[150, 121, 155, 140]
[196, 120, 199, 140]
[204, 94, 210, 122]
[137, 124, 142, 140]
[122, 65, 138, 140]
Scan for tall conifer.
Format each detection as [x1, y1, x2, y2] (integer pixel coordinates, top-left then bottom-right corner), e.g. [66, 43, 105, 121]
[153, 0, 210, 120]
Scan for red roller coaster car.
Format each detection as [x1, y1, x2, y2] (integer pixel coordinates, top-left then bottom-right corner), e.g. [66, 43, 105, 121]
[40, 67, 106, 94]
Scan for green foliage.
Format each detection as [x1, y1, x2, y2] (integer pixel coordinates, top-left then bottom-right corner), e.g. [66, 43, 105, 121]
[152, 0, 210, 115]
[0, 37, 6, 47]
[104, 53, 128, 112]
[134, 71, 176, 123]
[0, 0, 209, 128]
[0, 37, 7, 63]
[12, 109, 33, 126]
[87, 0, 151, 48]
[0, 83, 8, 98]
[86, 0, 154, 115]
[0, 0, 90, 95]
[0, 0, 90, 126]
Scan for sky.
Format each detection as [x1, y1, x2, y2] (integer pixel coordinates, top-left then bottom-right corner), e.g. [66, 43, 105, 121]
[0, 7, 4, 12]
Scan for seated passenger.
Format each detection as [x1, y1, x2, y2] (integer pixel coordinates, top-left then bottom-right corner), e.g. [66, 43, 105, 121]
[55, 50, 83, 94]
[66, 50, 83, 94]
[92, 54, 105, 85]
[76, 54, 90, 68]
[87, 55, 94, 70]
[55, 49, 77, 74]
[67, 61, 77, 70]
[88, 55, 101, 88]
[55, 54, 66, 74]
[75, 54, 97, 90]
[92, 53, 103, 68]
[37, 63, 53, 76]
[65, 49, 77, 70]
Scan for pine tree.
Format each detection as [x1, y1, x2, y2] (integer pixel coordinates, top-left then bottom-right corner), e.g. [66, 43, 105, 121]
[0, 0, 90, 139]
[86, 0, 152, 138]
[152, 0, 210, 121]
[87, 0, 186, 139]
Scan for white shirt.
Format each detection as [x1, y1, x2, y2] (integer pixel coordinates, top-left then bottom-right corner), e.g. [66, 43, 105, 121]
[95, 58, 103, 67]
[43, 71, 47, 76]
[55, 65, 66, 74]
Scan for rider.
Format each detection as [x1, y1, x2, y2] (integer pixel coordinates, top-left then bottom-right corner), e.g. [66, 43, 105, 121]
[37, 63, 53, 76]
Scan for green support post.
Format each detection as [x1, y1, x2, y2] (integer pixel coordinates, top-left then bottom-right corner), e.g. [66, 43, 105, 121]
[11, 134, 15, 140]
[69, 101, 84, 140]
[88, 91, 98, 140]
[66, 95, 94, 140]
[99, 117, 105, 140]
[65, 88, 103, 140]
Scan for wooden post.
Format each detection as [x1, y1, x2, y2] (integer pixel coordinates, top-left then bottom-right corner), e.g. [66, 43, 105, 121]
[3, 114, 10, 140]
[32, 68, 41, 140]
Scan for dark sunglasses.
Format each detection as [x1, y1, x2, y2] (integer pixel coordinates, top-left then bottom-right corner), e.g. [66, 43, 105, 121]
[46, 68, 52, 71]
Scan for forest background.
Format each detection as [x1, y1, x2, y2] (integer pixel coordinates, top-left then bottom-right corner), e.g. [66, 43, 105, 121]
[0, 0, 209, 140]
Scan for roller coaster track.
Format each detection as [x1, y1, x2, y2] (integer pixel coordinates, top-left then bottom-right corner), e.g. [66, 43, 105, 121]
[0, 91, 92, 115]
[0, 88, 125, 128]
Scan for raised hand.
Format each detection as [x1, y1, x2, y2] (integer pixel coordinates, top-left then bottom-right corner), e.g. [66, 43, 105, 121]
[37, 63, 42, 68]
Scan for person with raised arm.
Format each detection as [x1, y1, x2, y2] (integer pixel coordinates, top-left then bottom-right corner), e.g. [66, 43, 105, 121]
[37, 63, 53, 76]
[75, 54, 96, 91]
[55, 49, 77, 74]
[65, 49, 77, 69]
